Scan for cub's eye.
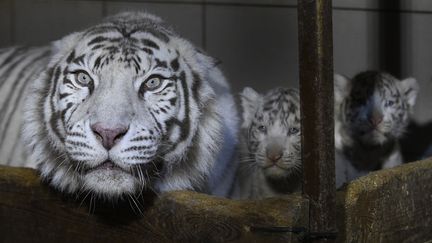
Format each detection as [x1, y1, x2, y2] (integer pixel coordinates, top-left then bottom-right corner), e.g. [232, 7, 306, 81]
[144, 76, 162, 91]
[257, 125, 267, 133]
[76, 71, 92, 85]
[385, 100, 395, 107]
[288, 127, 300, 135]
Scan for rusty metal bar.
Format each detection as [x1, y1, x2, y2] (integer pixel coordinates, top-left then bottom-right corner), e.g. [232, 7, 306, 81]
[298, 0, 336, 241]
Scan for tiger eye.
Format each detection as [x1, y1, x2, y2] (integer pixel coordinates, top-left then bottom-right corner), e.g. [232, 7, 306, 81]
[76, 71, 92, 85]
[145, 77, 161, 90]
[257, 125, 267, 133]
[288, 127, 299, 135]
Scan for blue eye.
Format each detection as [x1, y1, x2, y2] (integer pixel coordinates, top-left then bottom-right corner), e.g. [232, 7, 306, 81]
[385, 100, 395, 107]
[288, 127, 299, 135]
[257, 125, 266, 133]
[145, 77, 161, 90]
[75, 71, 93, 85]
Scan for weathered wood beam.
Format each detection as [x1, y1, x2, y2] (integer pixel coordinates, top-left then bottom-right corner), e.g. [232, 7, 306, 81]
[298, 0, 336, 241]
[0, 165, 309, 242]
[336, 158, 432, 242]
[2, 159, 432, 241]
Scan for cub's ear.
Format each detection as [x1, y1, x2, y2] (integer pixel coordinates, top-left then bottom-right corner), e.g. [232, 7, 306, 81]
[240, 87, 262, 128]
[334, 73, 351, 106]
[400, 77, 419, 109]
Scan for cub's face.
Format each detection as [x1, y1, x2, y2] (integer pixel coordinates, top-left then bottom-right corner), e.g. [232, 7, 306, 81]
[240, 87, 301, 179]
[36, 23, 197, 197]
[337, 71, 418, 145]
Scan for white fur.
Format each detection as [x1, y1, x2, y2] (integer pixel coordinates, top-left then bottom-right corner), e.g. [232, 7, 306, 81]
[16, 12, 239, 199]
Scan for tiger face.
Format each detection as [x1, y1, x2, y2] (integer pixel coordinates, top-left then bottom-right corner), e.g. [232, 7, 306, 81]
[336, 71, 418, 146]
[23, 12, 226, 198]
[240, 87, 301, 179]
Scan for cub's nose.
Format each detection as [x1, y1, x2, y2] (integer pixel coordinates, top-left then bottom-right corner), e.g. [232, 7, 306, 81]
[266, 148, 283, 163]
[368, 114, 383, 127]
[91, 122, 128, 150]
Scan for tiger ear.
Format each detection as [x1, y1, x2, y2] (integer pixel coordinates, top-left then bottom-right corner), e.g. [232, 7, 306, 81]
[334, 73, 351, 105]
[240, 87, 262, 128]
[400, 77, 419, 109]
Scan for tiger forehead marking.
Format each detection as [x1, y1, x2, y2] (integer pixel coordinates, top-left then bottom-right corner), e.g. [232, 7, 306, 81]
[21, 12, 239, 199]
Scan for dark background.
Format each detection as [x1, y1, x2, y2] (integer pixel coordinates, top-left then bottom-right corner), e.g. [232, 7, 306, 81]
[0, 0, 431, 159]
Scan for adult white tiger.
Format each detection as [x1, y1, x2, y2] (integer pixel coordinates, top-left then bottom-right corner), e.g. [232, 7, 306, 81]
[0, 12, 238, 199]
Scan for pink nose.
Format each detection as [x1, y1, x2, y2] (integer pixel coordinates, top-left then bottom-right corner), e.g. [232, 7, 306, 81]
[267, 152, 283, 163]
[91, 123, 128, 150]
[368, 115, 383, 127]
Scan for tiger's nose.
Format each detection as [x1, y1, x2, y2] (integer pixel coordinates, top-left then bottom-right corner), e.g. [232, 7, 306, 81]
[368, 114, 383, 127]
[91, 123, 128, 150]
[266, 150, 283, 163]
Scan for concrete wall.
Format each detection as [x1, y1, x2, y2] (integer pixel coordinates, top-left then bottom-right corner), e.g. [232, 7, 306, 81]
[0, 0, 431, 125]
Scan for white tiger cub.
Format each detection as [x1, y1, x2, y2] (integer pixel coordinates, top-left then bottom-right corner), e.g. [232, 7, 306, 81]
[0, 12, 239, 199]
[230, 87, 302, 199]
[334, 71, 418, 187]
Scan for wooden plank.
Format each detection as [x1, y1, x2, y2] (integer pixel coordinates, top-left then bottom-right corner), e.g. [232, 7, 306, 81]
[298, 0, 336, 241]
[0, 165, 309, 242]
[336, 158, 432, 242]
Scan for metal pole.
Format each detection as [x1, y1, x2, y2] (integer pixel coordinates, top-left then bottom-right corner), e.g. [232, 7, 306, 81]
[298, 0, 336, 241]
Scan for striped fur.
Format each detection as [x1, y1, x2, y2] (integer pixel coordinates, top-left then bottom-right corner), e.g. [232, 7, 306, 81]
[1, 12, 239, 199]
[230, 87, 302, 199]
[0, 46, 51, 167]
[334, 71, 418, 187]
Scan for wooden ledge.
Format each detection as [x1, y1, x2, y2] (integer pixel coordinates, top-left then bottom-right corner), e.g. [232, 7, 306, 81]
[0, 165, 308, 242]
[336, 158, 432, 242]
[2, 159, 432, 242]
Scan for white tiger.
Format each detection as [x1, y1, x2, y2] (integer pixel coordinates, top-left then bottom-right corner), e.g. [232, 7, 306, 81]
[334, 71, 418, 187]
[0, 12, 239, 199]
[230, 87, 302, 199]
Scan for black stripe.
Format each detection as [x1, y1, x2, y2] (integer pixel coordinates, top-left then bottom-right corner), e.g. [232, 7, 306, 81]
[142, 48, 153, 55]
[141, 39, 160, 50]
[149, 111, 162, 132]
[0, 52, 48, 147]
[0, 47, 28, 68]
[88, 36, 108, 46]
[166, 72, 190, 153]
[49, 67, 65, 143]
[66, 50, 75, 63]
[66, 140, 93, 150]
[155, 58, 167, 69]
[91, 44, 105, 51]
[59, 92, 72, 99]
[61, 102, 73, 122]
[178, 72, 190, 142]
[145, 29, 170, 43]
[72, 54, 85, 65]
[122, 145, 152, 152]
[170, 58, 179, 71]
[0, 48, 33, 91]
[191, 71, 201, 104]
[94, 55, 103, 70]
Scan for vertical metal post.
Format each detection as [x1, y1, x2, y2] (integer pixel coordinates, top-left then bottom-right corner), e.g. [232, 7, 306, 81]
[379, 0, 401, 78]
[298, 0, 336, 241]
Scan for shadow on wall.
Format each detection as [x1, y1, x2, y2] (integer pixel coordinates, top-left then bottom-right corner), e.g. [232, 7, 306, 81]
[400, 121, 432, 162]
